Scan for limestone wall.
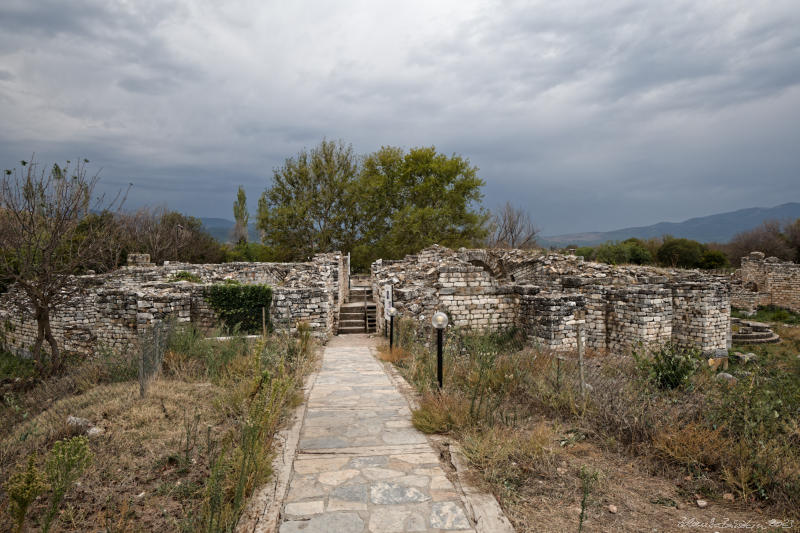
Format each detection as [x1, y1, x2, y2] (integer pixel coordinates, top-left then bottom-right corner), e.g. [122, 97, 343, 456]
[671, 282, 730, 350]
[0, 253, 347, 358]
[732, 252, 800, 313]
[370, 246, 731, 353]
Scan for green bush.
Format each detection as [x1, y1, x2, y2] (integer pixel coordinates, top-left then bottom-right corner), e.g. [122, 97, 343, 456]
[42, 436, 93, 532]
[204, 284, 272, 334]
[170, 271, 202, 283]
[657, 238, 705, 268]
[4, 455, 46, 533]
[633, 342, 701, 390]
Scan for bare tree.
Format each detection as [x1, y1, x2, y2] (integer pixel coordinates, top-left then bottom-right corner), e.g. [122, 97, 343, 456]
[488, 202, 538, 249]
[118, 206, 224, 264]
[724, 220, 797, 266]
[0, 157, 123, 372]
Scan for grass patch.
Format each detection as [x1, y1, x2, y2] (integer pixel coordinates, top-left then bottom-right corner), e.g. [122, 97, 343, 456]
[0, 323, 316, 532]
[732, 305, 800, 325]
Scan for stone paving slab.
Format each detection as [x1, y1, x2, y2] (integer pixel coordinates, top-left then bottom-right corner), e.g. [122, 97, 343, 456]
[279, 335, 476, 533]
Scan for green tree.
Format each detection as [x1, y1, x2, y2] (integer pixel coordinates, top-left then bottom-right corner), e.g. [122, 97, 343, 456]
[656, 237, 705, 268]
[257, 141, 489, 269]
[353, 146, 489, 268]
[257, 139, 358, 261]
[232, 186, 249, 244]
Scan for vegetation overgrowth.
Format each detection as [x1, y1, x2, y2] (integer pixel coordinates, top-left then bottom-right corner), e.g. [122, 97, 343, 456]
[0, 322, 316, 532]
[380, 317, 800, 530]
[732, 305, 800, 326]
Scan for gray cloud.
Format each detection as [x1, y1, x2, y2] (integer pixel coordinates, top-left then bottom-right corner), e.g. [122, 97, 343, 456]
[0, 0, 798, 235]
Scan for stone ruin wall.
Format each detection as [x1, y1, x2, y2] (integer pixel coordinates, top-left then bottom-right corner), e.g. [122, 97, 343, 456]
[0, 253, 349, 359]
[371, 245, 731, 354]
[732, 251, 800, 313]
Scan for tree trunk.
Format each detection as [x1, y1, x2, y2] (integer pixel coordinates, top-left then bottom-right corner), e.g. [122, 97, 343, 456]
[43, 311, 61, 373]
[32, 306, 46, 370]
[32, 305, 61, 374]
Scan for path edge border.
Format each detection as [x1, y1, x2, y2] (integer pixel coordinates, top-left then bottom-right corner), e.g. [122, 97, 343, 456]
[377, 348, 516, 533]
[236, 363, 320, 533]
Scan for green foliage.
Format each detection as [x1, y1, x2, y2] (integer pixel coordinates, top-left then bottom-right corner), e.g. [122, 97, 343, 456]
[573, 239, 653, 266]
[170, 271, 202, 283]
[0, 349, 37, 380]
[204, 284, 272, 334]
[579, 466, 600, 532]
[164, 323, 249, 381]
[232, 186, 249, 245]
[633, 342, 701, 390]
[732, 305, 800, 325]
[42, 436, 93, 532]
[4, 455, 46, 533]
[699, 249, 729, 269]
[223, 242, 275, 262]
[257, 140, 489, 270]
[656, 237, 705, 268]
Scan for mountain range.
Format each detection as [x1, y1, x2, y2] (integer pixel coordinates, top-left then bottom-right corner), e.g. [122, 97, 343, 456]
[538, 202, 800, 247]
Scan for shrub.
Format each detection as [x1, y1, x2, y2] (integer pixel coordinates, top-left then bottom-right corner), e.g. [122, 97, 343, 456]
[656, 238, 705, 268]
[204, 283, 272, 334]
[633, 342, 701, 390]
[42, 436, 93, 532]
[170, 271, 202, 283]
[4, 455, 46, 533]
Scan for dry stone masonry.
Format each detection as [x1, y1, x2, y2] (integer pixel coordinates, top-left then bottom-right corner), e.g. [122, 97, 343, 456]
[0, 253, 349, 358]
[372, 245, 731, 353]
[0, 243, 737, 359]
[732, 251, 800, 314]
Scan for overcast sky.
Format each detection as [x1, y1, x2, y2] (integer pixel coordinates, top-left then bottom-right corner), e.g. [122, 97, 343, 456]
[1, 0, 799, 235]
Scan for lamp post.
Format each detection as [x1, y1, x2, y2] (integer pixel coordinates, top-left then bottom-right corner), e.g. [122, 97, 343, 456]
[431, 311, 448, 389]
[388, 307, 397, 352]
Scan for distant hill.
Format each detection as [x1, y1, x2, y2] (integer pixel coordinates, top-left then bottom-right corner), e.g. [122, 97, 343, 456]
[539, 202, 800, 247]
[200, 218, 259, 243]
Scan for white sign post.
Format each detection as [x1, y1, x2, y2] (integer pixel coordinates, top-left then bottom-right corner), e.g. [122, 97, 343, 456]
[383, 285, 393, 320]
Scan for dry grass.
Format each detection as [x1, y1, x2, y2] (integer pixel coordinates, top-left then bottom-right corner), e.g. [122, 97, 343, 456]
[1, 325, 316, 532]
[385, 323, 800, 531]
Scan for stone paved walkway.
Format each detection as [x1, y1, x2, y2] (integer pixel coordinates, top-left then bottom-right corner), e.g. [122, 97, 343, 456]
[279, 335, 476, 533]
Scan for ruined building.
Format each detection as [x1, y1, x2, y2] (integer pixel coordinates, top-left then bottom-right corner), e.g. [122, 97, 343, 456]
[372, 246, 731, 353]
[1, 246, 735, 358]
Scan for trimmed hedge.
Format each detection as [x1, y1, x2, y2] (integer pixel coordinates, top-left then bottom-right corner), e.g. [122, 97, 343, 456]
[204, 283, 272, 333]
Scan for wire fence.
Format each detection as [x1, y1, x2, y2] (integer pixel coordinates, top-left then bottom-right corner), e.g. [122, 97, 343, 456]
[138, 320, 171, 398]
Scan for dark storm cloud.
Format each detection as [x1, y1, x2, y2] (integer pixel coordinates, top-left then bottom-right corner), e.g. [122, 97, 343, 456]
[0, 0, 798, 234]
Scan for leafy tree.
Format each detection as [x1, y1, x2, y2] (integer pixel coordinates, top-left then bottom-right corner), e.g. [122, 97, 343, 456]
[232, 185, 249, 244]
[656, 237, 705, 268]
[353, 146, 488, 268]
[699, 249, 729, 269]
[257, 139, 358, 261]
[622, 238, 653, 265]
[0, 158, 123, 372]
[257, 141, 489, 270]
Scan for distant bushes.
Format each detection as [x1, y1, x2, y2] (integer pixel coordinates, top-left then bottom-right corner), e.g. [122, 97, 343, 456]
[572, 236, 729, 269]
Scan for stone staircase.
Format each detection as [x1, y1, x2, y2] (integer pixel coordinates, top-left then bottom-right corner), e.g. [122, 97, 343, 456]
[731, 318, 780, 344]
[338, 279, 377, 334]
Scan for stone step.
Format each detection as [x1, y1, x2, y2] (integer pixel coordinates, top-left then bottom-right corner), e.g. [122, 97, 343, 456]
[338, 326, 366, 334]
[339, 319, 365, 327]
[732, 333, 780, 344]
